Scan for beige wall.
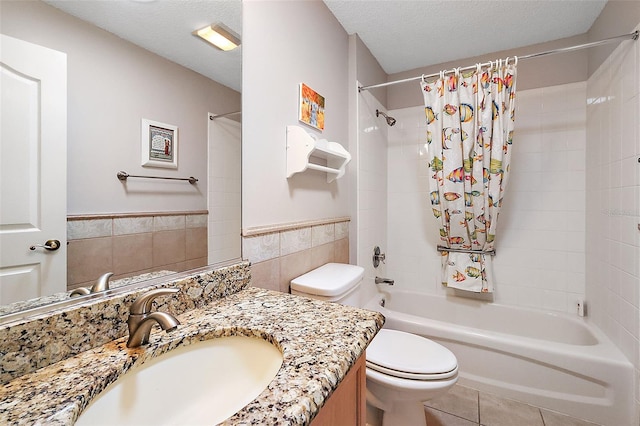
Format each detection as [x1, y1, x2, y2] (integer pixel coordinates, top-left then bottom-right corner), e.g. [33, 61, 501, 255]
[242, 0, 351, 230]
[587, 0, 640, 76]
[0, 0, 241, 215]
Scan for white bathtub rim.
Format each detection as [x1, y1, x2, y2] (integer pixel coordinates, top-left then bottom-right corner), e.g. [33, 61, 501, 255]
[380, 311, 633, 388]
[373, 288, 601, 341]
[364, 291, 633, 369]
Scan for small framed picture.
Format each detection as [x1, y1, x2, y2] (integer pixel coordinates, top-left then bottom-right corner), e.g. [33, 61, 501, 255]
[141, 118, 178, 168]
[298, 83, 325, 131]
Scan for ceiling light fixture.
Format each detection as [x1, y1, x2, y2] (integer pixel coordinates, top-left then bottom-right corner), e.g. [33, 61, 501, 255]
[193, 24, 240, 51]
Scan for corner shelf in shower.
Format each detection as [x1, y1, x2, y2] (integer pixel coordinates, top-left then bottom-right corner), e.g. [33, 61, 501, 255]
[286, 125, 351, 183]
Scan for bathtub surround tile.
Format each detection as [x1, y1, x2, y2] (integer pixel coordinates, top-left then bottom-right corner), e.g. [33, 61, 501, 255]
[384, 82, 588, 314]
[585, 22, 640, 423]
[479, 392, 544, 426]
[426, 385, 479, 423]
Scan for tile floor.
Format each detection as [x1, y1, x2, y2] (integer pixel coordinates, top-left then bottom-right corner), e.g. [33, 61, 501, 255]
[423, 385, 600, 426]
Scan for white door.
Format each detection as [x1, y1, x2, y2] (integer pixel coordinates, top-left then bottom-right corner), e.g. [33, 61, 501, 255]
[0, 34, 67, 304]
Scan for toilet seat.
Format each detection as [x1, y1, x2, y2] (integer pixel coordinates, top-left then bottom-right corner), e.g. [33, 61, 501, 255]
[366, 329, 458, 381]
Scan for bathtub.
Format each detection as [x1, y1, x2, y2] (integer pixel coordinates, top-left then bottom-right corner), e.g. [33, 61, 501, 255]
[364, 288, 634, 426]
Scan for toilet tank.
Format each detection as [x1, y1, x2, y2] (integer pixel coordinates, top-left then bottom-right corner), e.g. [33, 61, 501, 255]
[290, 263, 364, 307]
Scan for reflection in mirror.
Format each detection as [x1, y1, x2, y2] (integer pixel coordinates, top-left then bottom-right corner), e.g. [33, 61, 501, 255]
[0, 0, 242, 320]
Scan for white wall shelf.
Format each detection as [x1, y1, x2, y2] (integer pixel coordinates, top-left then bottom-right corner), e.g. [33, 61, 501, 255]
[286, 125, 351, 183]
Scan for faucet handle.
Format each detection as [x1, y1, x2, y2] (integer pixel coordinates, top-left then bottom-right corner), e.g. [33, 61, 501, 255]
[130, 288, 179, 315]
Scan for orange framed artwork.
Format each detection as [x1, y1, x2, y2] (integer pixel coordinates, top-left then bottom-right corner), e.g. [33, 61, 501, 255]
[298, 83, 325, 131]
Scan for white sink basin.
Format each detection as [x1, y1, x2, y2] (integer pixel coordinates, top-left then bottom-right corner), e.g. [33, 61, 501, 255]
[75, 336, 283, 426]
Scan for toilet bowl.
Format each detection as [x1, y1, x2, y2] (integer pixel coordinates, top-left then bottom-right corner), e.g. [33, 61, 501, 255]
[291, 263, 458, 426]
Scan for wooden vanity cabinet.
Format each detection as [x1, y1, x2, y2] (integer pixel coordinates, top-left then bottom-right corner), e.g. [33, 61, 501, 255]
[311, 353, 366, 426]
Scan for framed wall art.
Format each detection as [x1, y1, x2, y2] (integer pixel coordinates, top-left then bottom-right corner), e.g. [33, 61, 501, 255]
[141, 118, 178, 168]
[298, 83, 325, 131]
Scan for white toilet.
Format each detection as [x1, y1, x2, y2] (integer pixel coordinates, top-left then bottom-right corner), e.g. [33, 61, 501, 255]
[291, 263, 458, 426]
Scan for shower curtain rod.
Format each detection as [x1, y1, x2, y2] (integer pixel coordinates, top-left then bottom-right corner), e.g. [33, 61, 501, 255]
[210, 111, 241, 119]
[358, 30, 639, 92]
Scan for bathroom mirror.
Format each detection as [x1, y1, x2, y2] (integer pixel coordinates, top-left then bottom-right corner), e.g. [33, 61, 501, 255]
[0, 0, 242, 320]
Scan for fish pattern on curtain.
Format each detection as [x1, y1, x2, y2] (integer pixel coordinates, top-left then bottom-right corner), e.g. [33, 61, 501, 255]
[421, 60, 517, 292]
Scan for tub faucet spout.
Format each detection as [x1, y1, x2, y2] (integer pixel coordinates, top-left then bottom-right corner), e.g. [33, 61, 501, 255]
[375, 277, 394, 285]
[127, 288, 180, 348]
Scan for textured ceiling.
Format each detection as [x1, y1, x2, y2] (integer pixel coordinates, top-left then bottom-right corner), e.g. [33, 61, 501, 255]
[44, 0, 242, 91]
[44, 0, 608, 92]
[324, 0, 608, 74]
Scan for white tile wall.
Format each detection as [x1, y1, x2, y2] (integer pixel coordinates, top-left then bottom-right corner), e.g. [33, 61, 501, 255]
[357, 91, 389, 302]
[208, 117, 242, 264]
[385, 81, 588, 312]
[585, 24, 640, 414]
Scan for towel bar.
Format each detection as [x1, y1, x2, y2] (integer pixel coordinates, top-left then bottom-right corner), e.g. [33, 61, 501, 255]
[437, 246, 496, 256]
[117, 171, 198, 184]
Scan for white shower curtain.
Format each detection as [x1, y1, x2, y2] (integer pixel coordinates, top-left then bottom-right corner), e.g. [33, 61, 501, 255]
[421, 60, 517, 292]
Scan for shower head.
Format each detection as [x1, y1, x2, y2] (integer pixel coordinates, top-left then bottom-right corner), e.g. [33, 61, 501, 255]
[376, 109, 396, 126]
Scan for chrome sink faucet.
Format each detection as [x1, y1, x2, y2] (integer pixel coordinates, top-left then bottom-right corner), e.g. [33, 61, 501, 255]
[126, 288, 180, 348]
[375, 276, 395, 285]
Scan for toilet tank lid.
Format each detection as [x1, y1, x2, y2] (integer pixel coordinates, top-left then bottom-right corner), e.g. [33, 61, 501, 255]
[290, 263, 364, 297]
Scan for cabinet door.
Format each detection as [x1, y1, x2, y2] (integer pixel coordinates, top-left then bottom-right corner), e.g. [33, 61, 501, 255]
[311, 353, 366, 426]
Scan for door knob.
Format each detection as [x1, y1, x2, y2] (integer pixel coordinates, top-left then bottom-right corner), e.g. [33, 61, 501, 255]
[30, 239, 61, 251]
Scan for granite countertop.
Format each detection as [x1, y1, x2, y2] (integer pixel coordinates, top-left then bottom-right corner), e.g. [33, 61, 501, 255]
[0, 286, 384, 425]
